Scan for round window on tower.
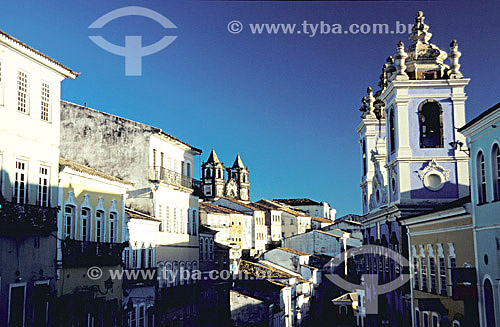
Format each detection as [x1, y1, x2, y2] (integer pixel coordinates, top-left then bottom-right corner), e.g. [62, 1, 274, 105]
[423, 172, 444, 191]
[391, 176, 397, 194]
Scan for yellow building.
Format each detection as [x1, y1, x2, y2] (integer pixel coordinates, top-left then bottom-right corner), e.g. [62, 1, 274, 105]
[401, 197, 479, 327]
[55, 158, 132, 326]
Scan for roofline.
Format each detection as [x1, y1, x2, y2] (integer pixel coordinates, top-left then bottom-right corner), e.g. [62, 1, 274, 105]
[60, 157, 134, 186]
[458, 100, 500, 134]
[0, 30, 79, 78]
[61, 100, 202, 154]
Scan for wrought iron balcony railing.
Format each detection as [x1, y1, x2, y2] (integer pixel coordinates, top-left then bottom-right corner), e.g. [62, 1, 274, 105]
[62, 239, 128, 267]
[0, 195, 58, 234]
[149, 166, 193, 189]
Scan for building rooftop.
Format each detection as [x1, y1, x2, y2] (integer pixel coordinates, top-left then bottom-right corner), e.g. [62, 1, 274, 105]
[125, 209, 159, 222]
[219, 198, 262, 212]
[311, 217, 333, 224]
[332, 292, 357, 304]
[277, 247, 313, 257]
[273, 198, 321, 206]
[199, 202, 241, 215]
[458, 100, 500, 132]
[0, 29, 79, 78]
[199, 225, 218, 235]
[60, 157, 134, 185]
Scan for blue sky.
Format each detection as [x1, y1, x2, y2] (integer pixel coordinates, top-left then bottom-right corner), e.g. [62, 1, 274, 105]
[2, 0, 500, 217]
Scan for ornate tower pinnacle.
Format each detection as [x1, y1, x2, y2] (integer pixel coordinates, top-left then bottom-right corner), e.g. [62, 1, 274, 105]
[409, 11, 432, 45]
[448, 40, 463, 79]
[394, 41, 409, 81]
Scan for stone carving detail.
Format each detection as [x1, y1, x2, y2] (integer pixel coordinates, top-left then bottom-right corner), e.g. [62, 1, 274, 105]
[417, 159, 450, 181]
[394, 41, 409, 81]
[406, 11, 447, 64]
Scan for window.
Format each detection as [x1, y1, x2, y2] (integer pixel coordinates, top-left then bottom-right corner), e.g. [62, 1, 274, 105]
[152, 149, 157, 167]
[158, 204, 163, 231]
[139, 305, 145, 327]
[132, 249, 138, 268]
[95, 210, 104, 242]
[415, 309, 420, 327]
[186, 162, 191, 178]
[452, 321, 460, 327]
[429, 256, 437, 293]
[419, 100, 443, 148]
[8, 283, 26, 327]
[165, 262, 172, 287]
[449, 255, 456, 296]
[37, 166, 50, 207]
[477, 151, 487, 204]
[423, 312, 429, 327]
[64, 205, 75, 239]
[40, 82, 50, 121]
[160, 152, 164, 168]
[166, 206, 170, 232]
[81, 208, 91, 241]
[492, 144, 500, 201]
[109, 212, 117, 243]
[432, 313, 439, 327]
[192, 210, 197, 236]
[17, 71, 29, 113]
[173, 262, 179, 286]
[187, 209, 191, 235]
[129, 306, 137, 327]
[389, 108, 396, 153]
[180, 262, 185, 285]
[124, 248, 130, 268]
[180, 209, 185, 234]
[141, 248, 146, 269]
[290, 218, 294, 225]
[439, 257, 447, 296]
[173, 207, 178, 233]
[147, 247, 154, 268]
[14, 160, 27, 204]
[421, 257, 427, 291]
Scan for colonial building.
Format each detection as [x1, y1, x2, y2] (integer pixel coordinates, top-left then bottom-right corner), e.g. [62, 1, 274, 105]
[459, 101, 500, 327]
[253, 200, 284, 248]
[212, 198, 267, 256]
[123, 209, 160, 327]
[401, 197, 478, 327]
[355, 11, 470, 326]
[0, 29, 77, 326]
[199, 202, 232, 245]
[59, 101, 202, 326]
[56, 158, 131, 326]
[273, 198, 336, 220]
[201, 150, 250, 202]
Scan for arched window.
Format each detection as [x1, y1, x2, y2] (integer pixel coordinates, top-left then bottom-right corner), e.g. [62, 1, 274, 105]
[362, 139, 367, 176]
[64, 205, 75, 239]
[477, 151, 487, 204]
[192, 261, 198, 284]
[419, 100, 443, 148]
[492, 144, 500, 201]
[166, 262, 173, 287]
[81, 207, 91, 241]
[173, 261, 179, 286]
[109, 211, 117, 243]
[389, 108, 396, 153]
[157, 262, 165, 288]
[95, 210, 104, 242]
[186, 261, 192, 285]
[484, 278, 496, 327]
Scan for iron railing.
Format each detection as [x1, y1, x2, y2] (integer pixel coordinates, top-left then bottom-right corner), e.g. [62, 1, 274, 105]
[0, 196, 58, 234]
[62, 239, 128, 267]
[149, 166, 193, 189]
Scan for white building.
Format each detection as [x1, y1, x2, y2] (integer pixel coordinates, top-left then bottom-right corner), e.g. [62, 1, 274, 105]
[0, 29, 77, 326]
[212, 198, 267, 255]
[273, 198, 336, 220]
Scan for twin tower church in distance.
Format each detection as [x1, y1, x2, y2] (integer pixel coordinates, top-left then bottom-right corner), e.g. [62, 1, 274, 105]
[201, 150, 250, 202]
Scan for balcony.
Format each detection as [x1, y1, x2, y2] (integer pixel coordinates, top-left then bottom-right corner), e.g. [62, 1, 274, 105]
[0, 196, 58, 235]
[149, 166, 193, 190]
[62, 239, 128, 267]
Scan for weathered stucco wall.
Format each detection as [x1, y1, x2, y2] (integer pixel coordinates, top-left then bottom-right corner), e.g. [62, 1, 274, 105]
[60, 101, 154, 214]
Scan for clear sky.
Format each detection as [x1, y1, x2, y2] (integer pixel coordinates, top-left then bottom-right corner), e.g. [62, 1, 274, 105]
[2, 0, 500, 217]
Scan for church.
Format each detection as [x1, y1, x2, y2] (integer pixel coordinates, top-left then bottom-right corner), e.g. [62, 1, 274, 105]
[356, 11, 470, 327]
[201, 149, 250, 202]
